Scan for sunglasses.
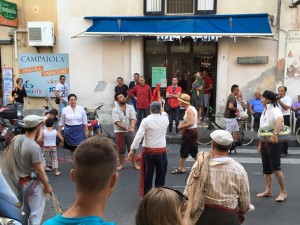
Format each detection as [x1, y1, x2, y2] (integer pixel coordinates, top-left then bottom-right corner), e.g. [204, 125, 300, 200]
[162, 186, 188, 201]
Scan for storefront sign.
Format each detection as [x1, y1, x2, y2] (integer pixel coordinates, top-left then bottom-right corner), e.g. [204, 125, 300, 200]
[2, 68, 13, 106]
[237, 56, 268, 64]
[18, 54, 70, 97]
[152, 67, 167, 88]
[0, 0, 18, 27]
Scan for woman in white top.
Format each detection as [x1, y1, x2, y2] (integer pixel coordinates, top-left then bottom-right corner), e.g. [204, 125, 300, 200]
[58, 94, 88, 159]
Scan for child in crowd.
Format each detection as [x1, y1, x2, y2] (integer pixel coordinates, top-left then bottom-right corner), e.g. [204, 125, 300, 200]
[136, 187, 188, 225]
[38, 118, 64, 176]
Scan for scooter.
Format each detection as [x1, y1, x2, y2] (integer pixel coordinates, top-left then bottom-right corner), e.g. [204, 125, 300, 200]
[0, 103, 26, 150]
[0, 169, 38, 225]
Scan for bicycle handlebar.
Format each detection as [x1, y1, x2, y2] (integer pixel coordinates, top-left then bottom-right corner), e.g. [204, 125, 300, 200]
[94, 105, 103, 114]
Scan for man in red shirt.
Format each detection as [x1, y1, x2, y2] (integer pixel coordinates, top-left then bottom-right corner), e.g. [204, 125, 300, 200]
[129, 76, 152, 129]
[166, 77, 182, 135]
[202, 70, 213, 118]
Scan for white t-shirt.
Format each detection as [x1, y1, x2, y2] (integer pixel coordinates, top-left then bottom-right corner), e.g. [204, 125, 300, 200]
[260, 104, 283, 128]
[44, 130, 57, 147]
[55, 82, 69, 102]
[278, 95, 292, 116]
[112, 103, 136, 133]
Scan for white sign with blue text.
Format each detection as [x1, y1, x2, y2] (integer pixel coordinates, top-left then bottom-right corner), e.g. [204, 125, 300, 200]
[18, 53, 70, 97]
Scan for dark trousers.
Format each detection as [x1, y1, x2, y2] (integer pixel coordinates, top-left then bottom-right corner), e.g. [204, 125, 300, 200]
[282, 115, 290, 154]
[136, 108, 150, 129]
[168, 106, 180, 133]
[144, 152, 168, 195]
[196, 207, 240, 225]
[130, 98, 137, 111]
[253, 112, 262, 131]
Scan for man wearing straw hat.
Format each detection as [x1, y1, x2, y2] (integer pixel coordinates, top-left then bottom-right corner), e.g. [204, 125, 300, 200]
[172, 93, 198, 174]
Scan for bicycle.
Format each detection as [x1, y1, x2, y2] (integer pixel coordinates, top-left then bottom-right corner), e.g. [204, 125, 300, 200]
[296, 126, 300, 144]
[85, 104, 113, 139]
[197, 108, 255, 150]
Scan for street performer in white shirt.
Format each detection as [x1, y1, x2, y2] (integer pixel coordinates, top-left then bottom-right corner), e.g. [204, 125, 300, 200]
[128, 101, 169, 197]
[257, 90, 287, 202]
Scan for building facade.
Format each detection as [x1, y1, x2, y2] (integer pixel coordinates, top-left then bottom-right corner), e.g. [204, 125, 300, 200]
[1, 0, 300, 123]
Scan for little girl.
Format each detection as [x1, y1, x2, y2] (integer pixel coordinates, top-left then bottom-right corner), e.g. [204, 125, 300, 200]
[39, 118, 64, 176]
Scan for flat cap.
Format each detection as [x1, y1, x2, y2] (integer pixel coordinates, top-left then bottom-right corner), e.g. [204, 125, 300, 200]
[210, 130, 233, 146]
[24, 115, 44, 128]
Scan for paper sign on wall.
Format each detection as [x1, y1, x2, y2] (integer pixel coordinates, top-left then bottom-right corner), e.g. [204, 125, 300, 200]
[152, 67, 167, 88]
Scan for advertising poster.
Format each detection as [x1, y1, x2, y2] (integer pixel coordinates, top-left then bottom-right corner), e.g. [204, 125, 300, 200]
[152, 67, 167, 88]
[0, 0, 18, 27]
[2, 67, 13, 106]
[18, 54, 70, 97]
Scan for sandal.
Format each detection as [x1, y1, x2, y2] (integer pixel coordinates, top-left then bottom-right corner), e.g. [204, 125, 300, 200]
[55, 172, 62, 176]
[172, 168, 185, 174]
[45, 167, 53, 172]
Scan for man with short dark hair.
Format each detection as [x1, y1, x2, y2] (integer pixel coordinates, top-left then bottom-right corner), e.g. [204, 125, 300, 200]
[43, 136, 118, 225]
[184, 130, 251, 225]
[55, 75, 69, 113]
[277, 86, 292, 157]
[224, 84, 240, 151]
[166, 77, 182, 135]
[114, 77, 129, 101]
[129, 76, 152, 129]
[12, 115, 52, 225]
[202, 70, 213, 118]
[112, 93, 139, 170]
[128, 73, 140, 110]
[128, 101, 169, 196]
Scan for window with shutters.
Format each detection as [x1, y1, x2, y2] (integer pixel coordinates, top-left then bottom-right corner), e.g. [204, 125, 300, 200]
[167, 0, 194, 14]
[144, 0, 217, 15]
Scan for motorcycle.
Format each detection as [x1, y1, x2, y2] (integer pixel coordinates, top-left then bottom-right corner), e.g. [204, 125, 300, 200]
[0, 166, 38, 225]
[0, 103, 25, 150]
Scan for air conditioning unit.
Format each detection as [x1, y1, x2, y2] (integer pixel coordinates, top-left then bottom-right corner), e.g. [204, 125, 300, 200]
[27, 21, 55, 46]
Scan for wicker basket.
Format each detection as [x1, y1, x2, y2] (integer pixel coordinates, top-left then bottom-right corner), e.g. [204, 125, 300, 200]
[258, 125, 291, 142]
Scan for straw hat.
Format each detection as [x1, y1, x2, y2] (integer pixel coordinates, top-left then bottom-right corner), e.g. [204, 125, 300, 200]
[178, 93, 190, 105]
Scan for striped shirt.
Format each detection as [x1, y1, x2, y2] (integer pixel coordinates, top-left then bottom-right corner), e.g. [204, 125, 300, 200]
[205, 157, 250, 214]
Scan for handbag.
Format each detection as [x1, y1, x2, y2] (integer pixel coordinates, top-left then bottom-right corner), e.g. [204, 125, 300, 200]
[55, 97, 60, 104]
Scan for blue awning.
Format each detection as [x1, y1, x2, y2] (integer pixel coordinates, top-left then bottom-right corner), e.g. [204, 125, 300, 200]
[83, 14, 273, 37]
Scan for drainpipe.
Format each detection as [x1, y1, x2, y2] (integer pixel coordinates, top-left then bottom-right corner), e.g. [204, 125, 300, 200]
[14, 29, 28, 60]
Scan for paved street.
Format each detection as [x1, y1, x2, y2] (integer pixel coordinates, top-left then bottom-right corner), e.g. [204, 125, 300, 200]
[42, 144, 300, 225]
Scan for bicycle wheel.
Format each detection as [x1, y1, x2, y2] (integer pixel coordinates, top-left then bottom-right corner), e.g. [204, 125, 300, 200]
[197, 121, 217, 145]
[238, 121, 255, 146]
[296, 126, 300, 144]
